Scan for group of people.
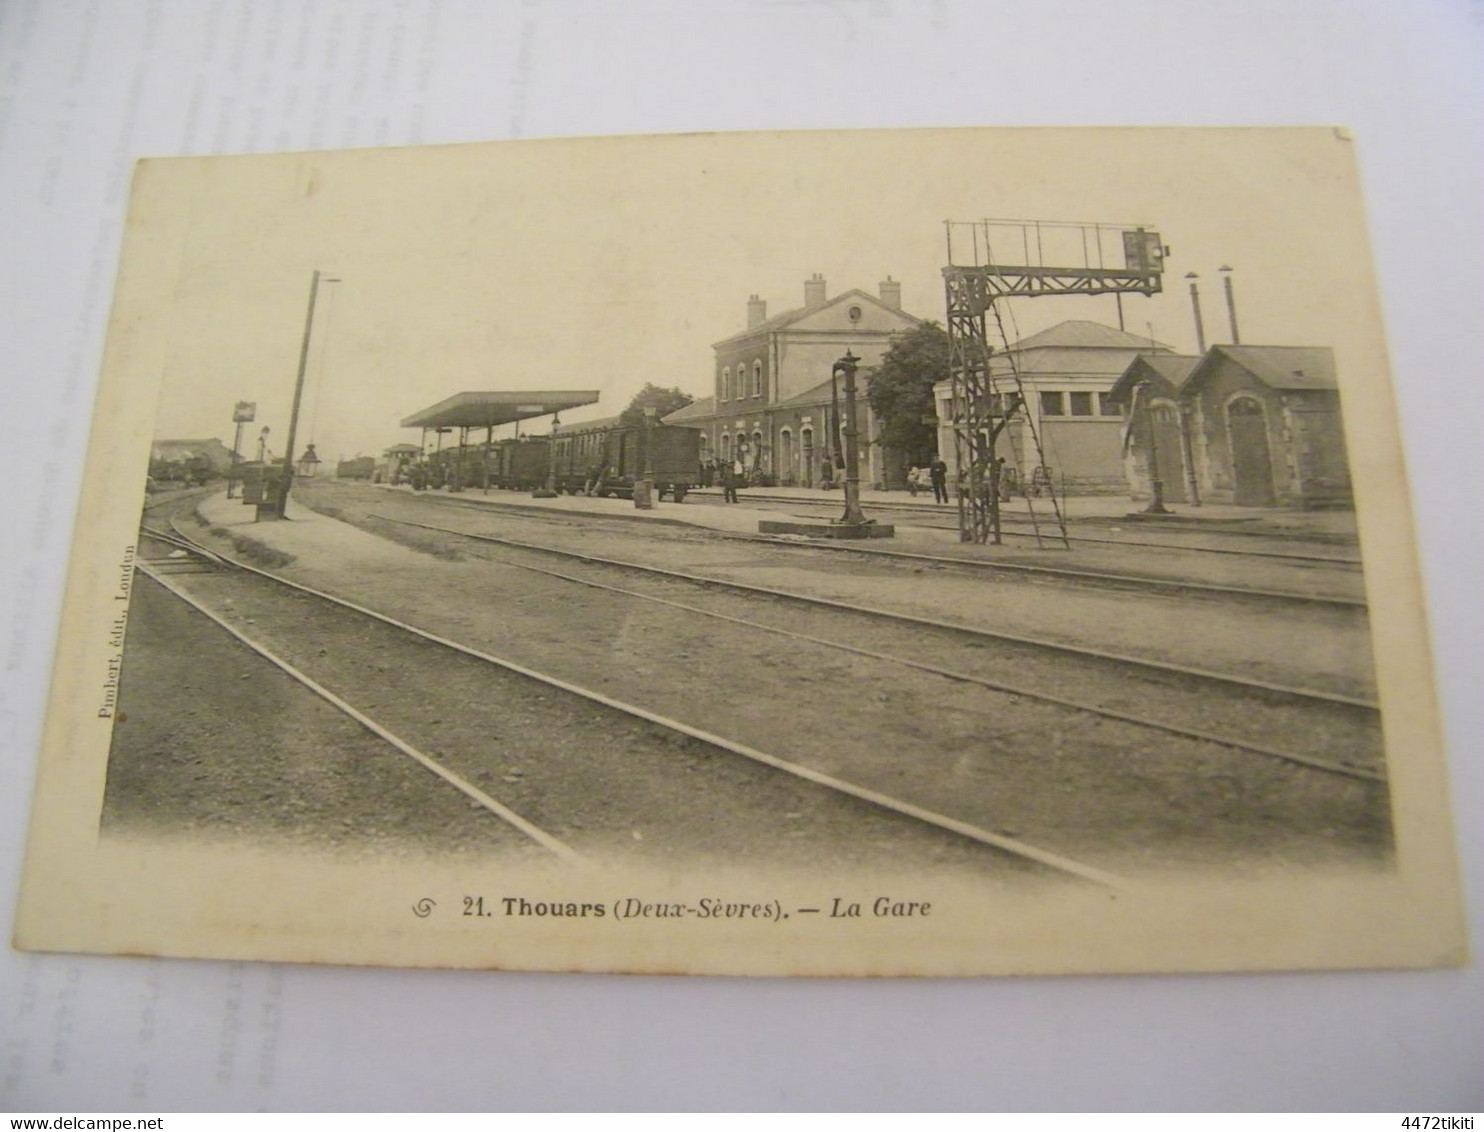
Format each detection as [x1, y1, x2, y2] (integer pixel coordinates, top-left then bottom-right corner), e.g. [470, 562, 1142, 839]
[905, 458, 950, 504]
[700, 457, 745, 503]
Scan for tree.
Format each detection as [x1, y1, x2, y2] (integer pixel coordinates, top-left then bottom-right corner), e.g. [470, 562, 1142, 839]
[866, 321, 949, 461]
[619, 383, 694, 427]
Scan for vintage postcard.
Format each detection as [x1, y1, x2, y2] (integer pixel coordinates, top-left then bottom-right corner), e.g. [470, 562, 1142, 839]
[12, 128, 1466, 975]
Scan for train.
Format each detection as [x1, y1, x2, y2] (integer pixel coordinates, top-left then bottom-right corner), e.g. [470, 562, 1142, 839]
[550, 417, 701, 501]
[336, 456, 377, 480]
[400, 420, 703, 500]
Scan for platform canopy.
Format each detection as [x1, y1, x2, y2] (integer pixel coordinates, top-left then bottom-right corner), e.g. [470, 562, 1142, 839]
[400, 390, 601, 431]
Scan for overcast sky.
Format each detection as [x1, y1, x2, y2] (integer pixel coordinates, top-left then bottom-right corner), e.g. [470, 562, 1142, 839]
[142, 128, 1385, 461]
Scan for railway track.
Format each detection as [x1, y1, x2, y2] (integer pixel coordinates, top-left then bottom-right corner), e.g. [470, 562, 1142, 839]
[691, 490, 1365, 565]
[370, 511, 1382, 736]
[413, 488, 1366, 611]
[137, 511, 1129, 886]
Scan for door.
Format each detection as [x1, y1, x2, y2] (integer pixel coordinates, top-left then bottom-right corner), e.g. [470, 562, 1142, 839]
[1149, 403, 1188, 504]
[1228, 397, 1276, 506]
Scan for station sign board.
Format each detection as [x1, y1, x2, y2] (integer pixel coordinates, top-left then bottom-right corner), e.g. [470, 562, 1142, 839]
[232, 401, 257, 423]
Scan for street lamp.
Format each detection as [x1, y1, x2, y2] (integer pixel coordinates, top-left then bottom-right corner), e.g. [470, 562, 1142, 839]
[833, 350, 868, 528]
[634, 405, 657, 509]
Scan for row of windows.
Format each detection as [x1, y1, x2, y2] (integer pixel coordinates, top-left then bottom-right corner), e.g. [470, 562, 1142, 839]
[720, 359, 764, 401]
[939, 391, 1123, 420]
[1040, 391, 1123, 418]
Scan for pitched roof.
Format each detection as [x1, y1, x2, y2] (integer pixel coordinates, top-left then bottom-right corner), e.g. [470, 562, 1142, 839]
[1107, 353, 1202, 402]
[1202, 345, 1337, 390]
[661, 395, 715, 423]
[1003, 319, 1174, 353]
[773, 377, 842, 411]
[711, 288, 922, 348]
[990, 348, 1164, 378]
[1137, 354, 1202, 384]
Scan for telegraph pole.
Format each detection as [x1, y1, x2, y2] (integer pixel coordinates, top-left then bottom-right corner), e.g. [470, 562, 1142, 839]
[277, 270, 340, 517]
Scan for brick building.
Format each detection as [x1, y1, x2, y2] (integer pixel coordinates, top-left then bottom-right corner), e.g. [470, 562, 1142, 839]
[664, 275, 924, 487]
[1109, 344, 1352, 509]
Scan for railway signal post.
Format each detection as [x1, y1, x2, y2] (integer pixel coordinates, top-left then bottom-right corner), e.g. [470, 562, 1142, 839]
[943, 219, 1167, 545]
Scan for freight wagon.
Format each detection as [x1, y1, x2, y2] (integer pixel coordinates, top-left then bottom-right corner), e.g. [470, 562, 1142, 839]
[550, 416, 701, 501]
[336, 456, 376, 480]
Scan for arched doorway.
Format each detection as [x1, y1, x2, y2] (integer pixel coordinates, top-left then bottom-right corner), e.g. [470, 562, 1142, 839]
[779, 429, 793, 482]
[1148, 401, 1188, 504]
[1227, 396, 1276, 506]
[800, 427, 815, 487]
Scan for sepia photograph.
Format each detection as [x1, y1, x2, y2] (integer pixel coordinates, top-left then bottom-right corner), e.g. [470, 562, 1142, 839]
[13, 127, 1465, 977]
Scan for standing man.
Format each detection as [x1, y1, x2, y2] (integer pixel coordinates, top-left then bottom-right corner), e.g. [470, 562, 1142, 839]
[720, 458, 739, 504]
[928, 456, 949, 504]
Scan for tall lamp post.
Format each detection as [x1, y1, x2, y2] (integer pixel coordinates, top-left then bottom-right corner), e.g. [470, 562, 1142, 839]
[534, 411, 561, 497]
[833, 350, 868, 528]
[634, 405, 657, 509]
[277, 269, 341, 518]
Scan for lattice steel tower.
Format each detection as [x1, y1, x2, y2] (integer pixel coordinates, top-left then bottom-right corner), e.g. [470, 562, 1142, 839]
[943, 219, 1167, 544]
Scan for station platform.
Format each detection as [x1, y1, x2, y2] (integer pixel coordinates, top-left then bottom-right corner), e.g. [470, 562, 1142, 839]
[200, 479, 1357, 552]
[344, 480, 1357, 543]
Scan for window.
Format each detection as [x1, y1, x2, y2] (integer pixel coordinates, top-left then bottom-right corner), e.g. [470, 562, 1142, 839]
[1099, 392, 1121, 416]
[1040, 391, 1066, 416]
[721, 367, 731, 401]
[752, 360, 763, 398]
[1068, 392, 1093, 417]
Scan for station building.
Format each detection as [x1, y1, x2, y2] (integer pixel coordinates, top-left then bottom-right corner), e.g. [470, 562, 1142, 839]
[932, 320, 1178, 493]
[663, 274, 924, 487]
[1110, 344, 1352, 509]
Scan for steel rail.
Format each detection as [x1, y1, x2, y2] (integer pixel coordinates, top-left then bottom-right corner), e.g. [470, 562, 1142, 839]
[135, 561, 586, 864]
[158, 507, 1127, 887]
[372, 512, 1380, 714]
[419, 489, 1366, 609]
[735, 530, 1366, 608]
[359, 520, 1381, 782]
[689, 491, 1364, 566]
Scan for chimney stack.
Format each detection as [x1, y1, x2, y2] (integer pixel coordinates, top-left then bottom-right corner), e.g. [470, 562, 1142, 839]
[804, 273, 827, 308]
[747, 293, 767, 328]
[879, 275, 901, 309]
